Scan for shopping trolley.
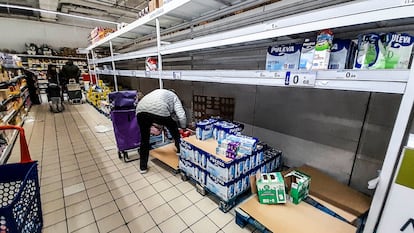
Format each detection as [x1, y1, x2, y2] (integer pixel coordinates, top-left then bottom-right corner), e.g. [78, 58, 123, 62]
[0, 125, 42, 233]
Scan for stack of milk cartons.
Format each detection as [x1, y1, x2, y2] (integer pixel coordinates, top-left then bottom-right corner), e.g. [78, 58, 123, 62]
[216, 134, 258, 159]
[212, 120, 244, 141]
[195, 118, 218, 140]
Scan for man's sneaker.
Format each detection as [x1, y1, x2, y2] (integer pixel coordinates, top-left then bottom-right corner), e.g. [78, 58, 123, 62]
[140, 169, 148, 174]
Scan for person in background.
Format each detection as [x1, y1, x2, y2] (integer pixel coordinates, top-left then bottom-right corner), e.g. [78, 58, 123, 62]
[46, 64, 58, 84]
[59, 61, 81, 100]
[136, 89, 186, 174]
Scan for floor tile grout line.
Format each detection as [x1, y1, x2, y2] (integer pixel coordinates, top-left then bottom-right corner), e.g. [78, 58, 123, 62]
[67, 104, 136, 232]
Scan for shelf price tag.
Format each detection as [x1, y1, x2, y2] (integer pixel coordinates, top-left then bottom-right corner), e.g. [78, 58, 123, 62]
[336, 70, 358, 79]
[402, 0, 414, 5]
[284, 71, 316, 87]
[173, 72, 182, 80]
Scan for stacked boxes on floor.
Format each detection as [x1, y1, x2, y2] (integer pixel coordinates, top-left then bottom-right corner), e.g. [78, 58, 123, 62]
[180, 119, 282, 202]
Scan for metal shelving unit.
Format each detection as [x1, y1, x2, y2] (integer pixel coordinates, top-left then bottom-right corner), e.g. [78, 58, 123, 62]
[85, 0, 414, 232]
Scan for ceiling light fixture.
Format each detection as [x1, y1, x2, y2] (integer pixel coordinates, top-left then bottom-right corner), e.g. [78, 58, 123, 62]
[0, 3, 119, 25]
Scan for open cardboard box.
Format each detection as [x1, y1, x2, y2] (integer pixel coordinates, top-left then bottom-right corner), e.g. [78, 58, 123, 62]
[251, 165, 371, 225]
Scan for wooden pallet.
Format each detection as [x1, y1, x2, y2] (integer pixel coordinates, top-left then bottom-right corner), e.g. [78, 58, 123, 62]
[149, 143, 179, 171]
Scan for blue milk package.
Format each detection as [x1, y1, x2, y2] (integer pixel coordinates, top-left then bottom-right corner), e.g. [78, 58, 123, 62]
[384, 33, 414, 69]
[196, 118, 217, 140]
[266, 44, 301, 71]
[328, 39, 357, 69]
[299, 39, 316, 70]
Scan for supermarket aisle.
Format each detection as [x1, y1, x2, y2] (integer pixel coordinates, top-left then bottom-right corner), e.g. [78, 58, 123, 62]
[9, 102, 256, 233]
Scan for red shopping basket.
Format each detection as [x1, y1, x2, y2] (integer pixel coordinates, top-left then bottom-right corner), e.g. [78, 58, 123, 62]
[0, 126, 42, 233]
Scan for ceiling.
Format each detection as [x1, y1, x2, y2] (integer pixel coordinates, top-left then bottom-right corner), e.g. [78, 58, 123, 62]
[0, 0, 148, 26]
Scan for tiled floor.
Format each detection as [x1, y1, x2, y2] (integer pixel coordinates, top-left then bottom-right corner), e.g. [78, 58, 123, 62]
[9, 102, 257, 233]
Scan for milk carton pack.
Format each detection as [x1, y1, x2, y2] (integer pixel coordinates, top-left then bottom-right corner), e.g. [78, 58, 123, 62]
[312, 29, 334, 70]
[257, 172, 287, 204]
[299, 39, 316, 70]
[206, 154, 236, 182]
[179, 157, 195, 178]
[213, 121, 244, 141]
[180, 140, 195, 162]
[384, 32, 414, 69]
[284, 170, 311, 204]
[354, 33, 387, 69]
[328, 39, 357, 69]
[196, 118, 217, 140]
[266, 44, 301, 71]
[206, 173, 236, 201]
[194, 148, 208, 169]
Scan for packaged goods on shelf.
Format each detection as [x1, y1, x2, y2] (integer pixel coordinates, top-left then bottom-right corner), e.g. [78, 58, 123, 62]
[354, 33, 386, 69]
[256, 172, 287, 204]
[384, 32, 414, 69]
[266, 43, 301, 71]
[299, 39, 316, 70]
[284, 170, 311, 204]
[312, 29, 334, 70]
[328, 39, 357, 69]
[145, 57, 158, 71]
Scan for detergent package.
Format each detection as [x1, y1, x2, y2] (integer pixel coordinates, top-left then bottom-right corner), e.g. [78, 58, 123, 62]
[266, 44, 301, 71]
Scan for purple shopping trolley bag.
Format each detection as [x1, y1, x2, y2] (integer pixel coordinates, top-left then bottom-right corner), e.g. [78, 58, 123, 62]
[111, 109, 141, 162]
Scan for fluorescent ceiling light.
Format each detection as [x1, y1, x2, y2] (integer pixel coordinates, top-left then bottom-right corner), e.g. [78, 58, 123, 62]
[0, 3, 119, 25]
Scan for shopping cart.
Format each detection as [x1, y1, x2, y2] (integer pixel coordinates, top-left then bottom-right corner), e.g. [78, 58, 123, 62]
[109, 91, 140, 162]
[67, 79, 83, 104]
[0, 125, 42, 233]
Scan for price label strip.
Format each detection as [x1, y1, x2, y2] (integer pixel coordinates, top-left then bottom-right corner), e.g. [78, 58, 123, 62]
[285, 71, 316, 87]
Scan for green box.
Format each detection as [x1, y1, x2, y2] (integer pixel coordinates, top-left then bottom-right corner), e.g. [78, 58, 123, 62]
[285, 170, 311, 204]
[256, 172, 286, 204]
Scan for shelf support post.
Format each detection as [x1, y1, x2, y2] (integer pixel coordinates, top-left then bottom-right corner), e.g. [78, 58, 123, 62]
[86, 52, 93, 84]
[156, 18, 163, 89]
[109, 40, 119, 92]
[364, 65, 414, 232]
[91, 49, 99, 85]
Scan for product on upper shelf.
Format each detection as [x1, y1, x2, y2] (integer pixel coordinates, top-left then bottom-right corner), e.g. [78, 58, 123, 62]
[328, 39, 357, 69]
[384, 32, 414, 69]
[266, 43, 301, 71]
[256, 172, 286, 204]
[145, 57, 158, 71]
[354, 33, 386, 69]
[299, 39, 316, 70]
[312, 29, 334, 70]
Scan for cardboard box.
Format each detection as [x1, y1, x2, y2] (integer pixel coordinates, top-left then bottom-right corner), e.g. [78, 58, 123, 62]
[284, 170, 311, 204]
[148, 0, 156, 12]
[257, 172, 287, 204]
[297, 165, 371, 216]
[155, 0, 163, 8]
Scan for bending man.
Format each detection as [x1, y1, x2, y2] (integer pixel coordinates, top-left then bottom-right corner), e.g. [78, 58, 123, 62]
[136, 89, 186, 174]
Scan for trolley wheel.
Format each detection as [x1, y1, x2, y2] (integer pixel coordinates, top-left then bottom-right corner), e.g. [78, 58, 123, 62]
[196, 183, 206, 196]
[123, 151, 128, 161]
[118, 151, 122, 159]
[180, 172, 188, 181]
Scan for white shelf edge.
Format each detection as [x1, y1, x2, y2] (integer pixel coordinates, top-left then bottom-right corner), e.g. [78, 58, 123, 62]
[91, 0, 414, 64]
[95, 69, 409, 93]
[86, 0, 192, 51]
[16, 54, 86, 60]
